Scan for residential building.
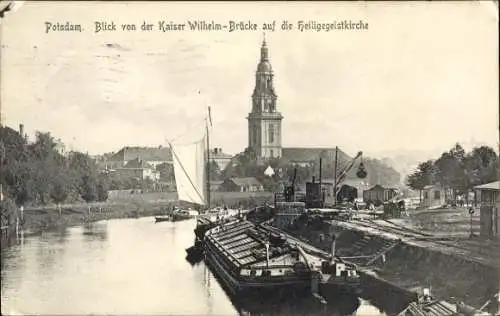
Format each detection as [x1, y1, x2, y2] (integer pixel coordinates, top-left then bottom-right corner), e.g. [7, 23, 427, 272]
[112, 157, 160, 181]
[210, 180, 224, 192]
[210, 148, 232, 171]
[420, 184, 447, 209]
[220, 177, 264, 192]
[474, 181, 499, 238]
[363, 184, 399, 205]
[104, 146, 172, 169]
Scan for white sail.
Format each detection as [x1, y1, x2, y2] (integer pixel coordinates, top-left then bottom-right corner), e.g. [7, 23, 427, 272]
[170, 137, 206, 205]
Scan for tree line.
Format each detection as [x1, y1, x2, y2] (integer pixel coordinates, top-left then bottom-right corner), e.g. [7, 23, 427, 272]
[0, 126, 109, 207]
[406, 143, 498, 202]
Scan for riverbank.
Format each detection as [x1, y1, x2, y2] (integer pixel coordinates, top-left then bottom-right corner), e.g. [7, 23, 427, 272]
[5, 191, 275, 237]
[283, 217, 499, 313]
[19, 202, 165, 235]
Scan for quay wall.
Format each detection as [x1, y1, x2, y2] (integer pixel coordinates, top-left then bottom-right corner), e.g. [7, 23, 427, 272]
[285, 219, 499, 313]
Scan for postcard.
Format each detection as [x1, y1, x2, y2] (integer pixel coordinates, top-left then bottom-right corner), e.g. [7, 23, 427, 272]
[1, 1, 499, 315]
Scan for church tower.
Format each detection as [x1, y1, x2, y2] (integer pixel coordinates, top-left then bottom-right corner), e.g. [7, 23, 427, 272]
[247, 37, 283, 159]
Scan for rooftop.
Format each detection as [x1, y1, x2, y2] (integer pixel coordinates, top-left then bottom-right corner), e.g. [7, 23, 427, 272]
[109, 146, 172, 162]
[281, 147, 351, 164]
[474, 181, 500, 191]
[124, 157, 153, 169]
[228, 177, 262, 187]
[365, 184, 398, 191]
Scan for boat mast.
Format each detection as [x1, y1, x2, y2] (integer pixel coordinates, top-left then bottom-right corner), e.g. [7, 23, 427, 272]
[206, 106, 211, 210]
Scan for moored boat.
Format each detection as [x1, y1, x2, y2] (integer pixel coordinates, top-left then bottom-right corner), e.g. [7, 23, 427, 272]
[155, 215, 171, 222]
[171, 209, 196, 222]
[202, 217, 361, 298]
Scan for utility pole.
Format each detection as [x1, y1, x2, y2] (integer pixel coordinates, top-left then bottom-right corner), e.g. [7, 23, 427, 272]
[469, 207, 475, 238]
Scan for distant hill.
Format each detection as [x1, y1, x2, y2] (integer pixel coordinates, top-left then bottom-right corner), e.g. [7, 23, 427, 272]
[379, 156, 420, 181]
[348, 156, 401, 187]
[366, 149, 440, 182]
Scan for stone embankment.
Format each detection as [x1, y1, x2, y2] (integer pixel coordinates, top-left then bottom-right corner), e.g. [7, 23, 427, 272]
[285, 217, 499, 314]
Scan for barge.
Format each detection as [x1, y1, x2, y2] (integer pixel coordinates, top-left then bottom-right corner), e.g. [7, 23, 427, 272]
[186, 212, 235, 259]
[202, 217, 361, 298]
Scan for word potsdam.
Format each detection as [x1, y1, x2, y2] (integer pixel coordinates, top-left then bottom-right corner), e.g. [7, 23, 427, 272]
[45, 22, 83, 33]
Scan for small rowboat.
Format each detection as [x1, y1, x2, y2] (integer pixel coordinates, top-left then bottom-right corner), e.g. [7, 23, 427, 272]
[155, 215, 171, 223]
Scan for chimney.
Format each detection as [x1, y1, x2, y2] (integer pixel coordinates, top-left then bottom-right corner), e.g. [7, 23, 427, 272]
[19, 124, 24, 136]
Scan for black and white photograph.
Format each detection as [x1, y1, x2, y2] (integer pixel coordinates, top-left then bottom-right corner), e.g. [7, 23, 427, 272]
[0, 1, 499, 315]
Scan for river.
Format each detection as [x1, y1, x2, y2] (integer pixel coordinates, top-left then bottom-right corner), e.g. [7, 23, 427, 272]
[1, 217, 386, 316]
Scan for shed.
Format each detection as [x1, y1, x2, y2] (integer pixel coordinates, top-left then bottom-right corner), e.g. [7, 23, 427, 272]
[220, 177, 264, 192]
[474, 181, 499, 238]
[363, 184, 399, 206]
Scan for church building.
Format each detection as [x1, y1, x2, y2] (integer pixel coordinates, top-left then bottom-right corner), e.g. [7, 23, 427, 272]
[247, 38, 350, 167]
[247, 38, 283, 159]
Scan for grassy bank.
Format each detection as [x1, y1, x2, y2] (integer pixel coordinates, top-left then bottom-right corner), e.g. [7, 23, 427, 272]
[107, 190, 274, 208]
[395, 207, 480, 236]
[19, 202, 165, 234]
[15, 191, 274, 234]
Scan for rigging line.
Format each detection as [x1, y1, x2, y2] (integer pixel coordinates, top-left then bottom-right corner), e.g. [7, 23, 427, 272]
[168, 134, 206, 146]
[169, 116, 207, 143]
[168, 142, 205, 204]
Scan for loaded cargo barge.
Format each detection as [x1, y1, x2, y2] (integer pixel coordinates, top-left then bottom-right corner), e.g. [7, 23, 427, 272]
[202, 214, 361, 299]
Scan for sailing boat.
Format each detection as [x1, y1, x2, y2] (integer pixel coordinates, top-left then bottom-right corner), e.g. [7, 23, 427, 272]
[168, 106, 213, 223]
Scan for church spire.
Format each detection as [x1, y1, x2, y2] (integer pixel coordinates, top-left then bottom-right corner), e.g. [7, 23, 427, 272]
[260, 33, 268, 61]
[247, 34, 283, 160]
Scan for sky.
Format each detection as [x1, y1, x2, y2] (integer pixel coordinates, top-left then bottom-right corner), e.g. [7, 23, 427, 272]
[1, 1, 498, 159]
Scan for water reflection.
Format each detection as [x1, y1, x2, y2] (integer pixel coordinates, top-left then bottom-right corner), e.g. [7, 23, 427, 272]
[232, 293, 362, 316]
[204, 257, 373, 316]
[82, 222, 108, 242]
[2, 217, 386, 315]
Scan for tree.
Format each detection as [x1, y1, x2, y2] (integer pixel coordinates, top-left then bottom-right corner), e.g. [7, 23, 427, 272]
[406, 143, 498, 206]
[80, 175, 97, 203]
[466, 146, 499, 185]
[15, 179, 35, 206]
[30, 132, 57, 160]
[434, 144, 472, 201]
[207, 160, 221, 181]
[50, 177, 69, 205]
[1, 126, 105, 207]
[96, 181, 109, 201]
[406, 160, 438, 203]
